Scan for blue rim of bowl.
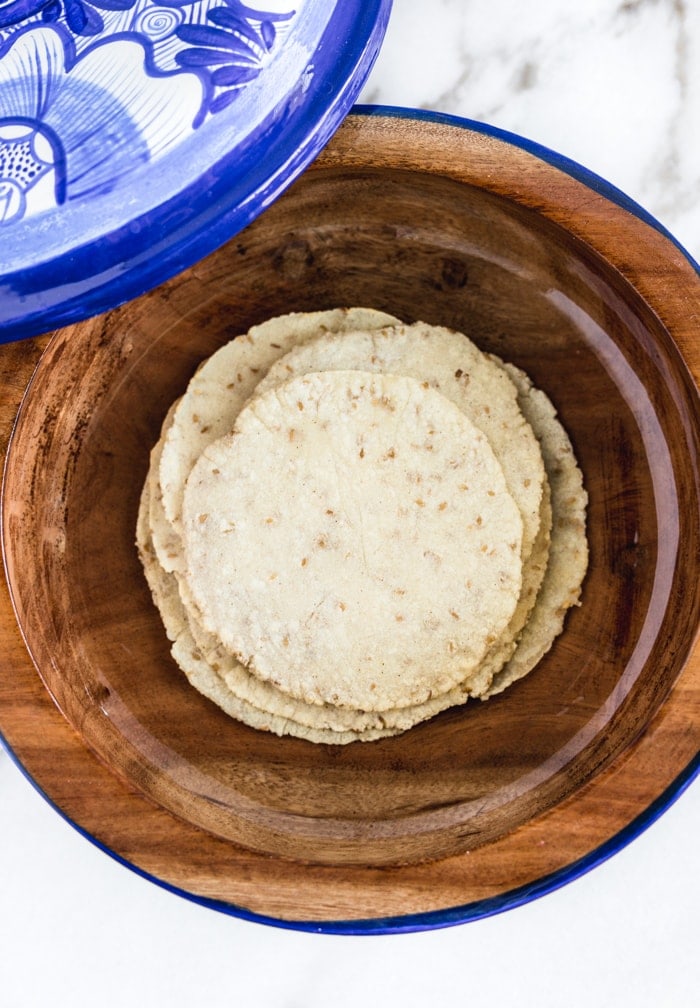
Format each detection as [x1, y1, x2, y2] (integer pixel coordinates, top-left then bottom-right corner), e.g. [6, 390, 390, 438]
[1, 105, 699, 933]
[0, 1, 393, 344]
[2, 729, 699, 935]
[361, 105, 700, 275]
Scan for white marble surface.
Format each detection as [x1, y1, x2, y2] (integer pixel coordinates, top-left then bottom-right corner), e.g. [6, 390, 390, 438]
[362, 0, 700, 264]
[2, 1, 700, 1005]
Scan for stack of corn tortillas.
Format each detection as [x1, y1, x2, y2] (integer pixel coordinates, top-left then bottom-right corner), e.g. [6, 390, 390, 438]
[137, 308, 588, 743]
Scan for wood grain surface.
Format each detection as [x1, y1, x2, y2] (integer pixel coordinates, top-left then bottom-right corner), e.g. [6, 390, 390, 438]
[1, 113, 699, 925]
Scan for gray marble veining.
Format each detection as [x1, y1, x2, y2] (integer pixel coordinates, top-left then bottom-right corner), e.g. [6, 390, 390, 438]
[363, 0, 700, 261]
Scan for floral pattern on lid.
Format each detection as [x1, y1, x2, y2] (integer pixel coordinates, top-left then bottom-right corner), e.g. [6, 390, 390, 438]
[0, 1, 295, 226]
[0, 0, 392, 339]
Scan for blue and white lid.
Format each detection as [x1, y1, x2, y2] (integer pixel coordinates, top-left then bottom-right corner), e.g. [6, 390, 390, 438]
[0, 0, 392, 340]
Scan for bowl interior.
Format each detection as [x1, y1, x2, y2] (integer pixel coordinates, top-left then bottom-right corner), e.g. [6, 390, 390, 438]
[3, 159, 700, 867]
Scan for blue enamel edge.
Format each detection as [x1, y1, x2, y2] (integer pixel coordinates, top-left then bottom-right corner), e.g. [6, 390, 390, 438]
[356, 106, 700, 277]
[0, 1, 393, 342]
[4, 97, 698, 343]
[1, 725, 698, 935]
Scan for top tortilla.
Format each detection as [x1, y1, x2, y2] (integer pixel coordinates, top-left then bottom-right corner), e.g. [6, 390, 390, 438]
[181, 370, 523, 712]
[251, 322, 545, 562]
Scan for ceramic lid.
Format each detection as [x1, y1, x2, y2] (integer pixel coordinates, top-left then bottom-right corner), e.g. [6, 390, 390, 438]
[0, 0, 392, 341]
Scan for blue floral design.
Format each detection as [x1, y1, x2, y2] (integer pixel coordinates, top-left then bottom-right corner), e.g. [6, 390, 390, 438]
[0, 24, 203, 223]
[175, 1, 294, 113]
[0, 0, 51, 29]
[0, 0, 298, 225]
[40, 0, 135, 38]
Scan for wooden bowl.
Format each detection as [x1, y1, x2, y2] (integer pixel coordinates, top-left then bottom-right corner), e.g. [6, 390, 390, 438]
[2, 109, 700, 931]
